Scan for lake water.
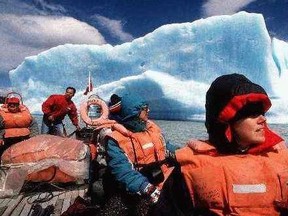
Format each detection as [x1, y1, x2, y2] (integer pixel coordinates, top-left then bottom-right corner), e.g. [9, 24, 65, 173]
[156, 120, 288, 146]
[33, 114, 288, 146]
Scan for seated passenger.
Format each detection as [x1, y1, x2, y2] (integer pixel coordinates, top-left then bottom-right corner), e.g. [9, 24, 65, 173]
[0, 94, 39, 156]
[176, 73, 288, 215]
[100, 94, 190, 216]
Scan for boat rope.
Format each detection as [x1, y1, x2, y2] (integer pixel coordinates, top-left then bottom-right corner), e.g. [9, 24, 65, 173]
[28, 203, 54, 216]
[25, 166, 60, 204]
[26, 182, 67, 204]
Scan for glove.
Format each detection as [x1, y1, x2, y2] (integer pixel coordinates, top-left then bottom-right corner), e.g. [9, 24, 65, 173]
[165, 150, 178, 167]
[143, 183, 161, 204]
[0, 140, 3, 146]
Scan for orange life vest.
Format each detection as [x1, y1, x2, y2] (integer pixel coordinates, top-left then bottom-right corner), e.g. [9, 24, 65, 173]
[176, 140, 288, 216]
[0, 105, 32, 138]
[109, 120, 173, 188]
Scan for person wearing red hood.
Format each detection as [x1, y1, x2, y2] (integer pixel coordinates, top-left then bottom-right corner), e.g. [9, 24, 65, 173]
[41, 87, 80, 136]
[0, 96, 39, 155]
[175, 73, 288, 216]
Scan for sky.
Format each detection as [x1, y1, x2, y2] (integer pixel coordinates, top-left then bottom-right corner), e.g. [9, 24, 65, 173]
[1, 0, 288, 90]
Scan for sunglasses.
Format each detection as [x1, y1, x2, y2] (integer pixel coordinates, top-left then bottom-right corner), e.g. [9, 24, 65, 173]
[140, 105, 149, 112]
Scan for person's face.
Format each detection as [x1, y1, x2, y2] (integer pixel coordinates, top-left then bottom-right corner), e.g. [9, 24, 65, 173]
[139, 106, 149, 122]
[231, 114, 266, 148]
[7, 103, 20, 113]
[65, 88, 75, 100]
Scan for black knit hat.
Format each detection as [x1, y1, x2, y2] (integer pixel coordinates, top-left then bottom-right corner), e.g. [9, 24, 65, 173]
[205, 73, 271, 153]
[109, 94, 122, 113]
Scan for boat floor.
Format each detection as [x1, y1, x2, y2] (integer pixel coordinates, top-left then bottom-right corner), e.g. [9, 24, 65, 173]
[0, 182, 88, 216]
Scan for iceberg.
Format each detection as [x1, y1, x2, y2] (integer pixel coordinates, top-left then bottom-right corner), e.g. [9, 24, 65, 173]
[9, 11, 288, 123]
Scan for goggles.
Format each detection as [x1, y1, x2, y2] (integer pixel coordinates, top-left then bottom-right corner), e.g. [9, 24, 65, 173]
[140, 105, 149, 112]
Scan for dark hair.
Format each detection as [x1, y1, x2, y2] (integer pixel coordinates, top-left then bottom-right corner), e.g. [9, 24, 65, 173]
[66, 87, 76, 95]
[110, 94, 121, 105]
[230, 102, 264, 123]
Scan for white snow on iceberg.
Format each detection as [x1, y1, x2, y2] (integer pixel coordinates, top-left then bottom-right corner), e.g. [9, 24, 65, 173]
[9, 11, 288, 123]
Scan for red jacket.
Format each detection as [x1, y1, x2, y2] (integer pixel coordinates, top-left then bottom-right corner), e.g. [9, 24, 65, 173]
[42, 94, 79, 126]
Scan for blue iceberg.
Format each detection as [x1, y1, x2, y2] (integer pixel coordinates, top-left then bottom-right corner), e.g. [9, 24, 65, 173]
[9, 11, 288, 123]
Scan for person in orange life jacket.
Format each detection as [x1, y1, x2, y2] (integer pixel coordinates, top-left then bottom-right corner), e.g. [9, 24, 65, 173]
[175, 73, 288, 216]
[100, 93, 189, 216]
[0, 97, 39, 155]
[41, 87, 80, 136]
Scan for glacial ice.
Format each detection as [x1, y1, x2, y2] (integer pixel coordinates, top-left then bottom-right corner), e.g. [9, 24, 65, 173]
[9, 11, 288, 123]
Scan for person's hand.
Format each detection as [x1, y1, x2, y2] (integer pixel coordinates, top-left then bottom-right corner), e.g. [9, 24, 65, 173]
[0, 140, 4, 146]
[48, 115, 54, 122]
[143, 183, 161, 204]
[165, 150, 178, 167]
[149, 187, 161, 204]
